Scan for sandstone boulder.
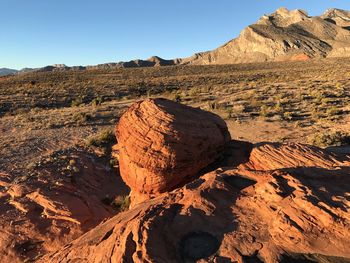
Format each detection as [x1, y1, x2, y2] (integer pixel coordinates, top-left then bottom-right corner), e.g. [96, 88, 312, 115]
[116, 98, 231, 204]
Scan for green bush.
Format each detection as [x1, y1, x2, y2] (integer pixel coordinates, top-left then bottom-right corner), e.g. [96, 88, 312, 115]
[91, 97, 103, 107]
[113, 195, 130, 212]
[325, 107, 342, 117]
[71, 97, 83, 107]
[308, 131, 350, 148]
[86, 128, 116, 147]
[73, 112, 92, 124]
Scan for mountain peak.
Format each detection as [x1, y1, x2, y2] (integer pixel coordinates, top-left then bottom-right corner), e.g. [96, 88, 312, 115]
[323, 8, 350, 17]
[257, 8, 309, 27]
[275, 7, 308, 16]
[147, 56, 164, 62]
[52, 64, 68, 68]
[321, 8, 350, 27]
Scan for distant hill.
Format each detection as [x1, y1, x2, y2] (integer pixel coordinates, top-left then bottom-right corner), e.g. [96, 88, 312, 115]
[85, 56, 180, 70]
[2, 7, 350, 75]
[0, 68, 18, 76]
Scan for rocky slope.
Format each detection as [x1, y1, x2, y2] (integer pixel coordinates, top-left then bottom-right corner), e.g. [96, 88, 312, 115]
[38, 99, 350, 263]
[322, 8, 350, 28]
[183, 8, 350, 65]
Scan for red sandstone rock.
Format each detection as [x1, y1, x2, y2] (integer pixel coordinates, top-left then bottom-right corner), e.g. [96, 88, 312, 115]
[7, 98, 349, 262]
[39, 142, 350, 263]
[0, 150, 128, 262]
[239, 142, 350, 171]
[115, 98, 231, 204]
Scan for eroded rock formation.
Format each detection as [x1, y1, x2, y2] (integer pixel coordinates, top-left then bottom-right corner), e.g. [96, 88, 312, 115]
[39, 141, 350, 262]
[0, 149, 128, 262]
[115, 98, 231, 205]
[5, 99, 349, 262]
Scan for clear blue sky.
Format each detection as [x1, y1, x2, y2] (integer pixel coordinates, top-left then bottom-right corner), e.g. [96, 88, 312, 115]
[1, 0, 350, 69]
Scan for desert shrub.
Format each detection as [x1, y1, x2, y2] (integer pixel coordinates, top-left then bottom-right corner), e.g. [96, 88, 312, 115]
[146, 89, 152, 98]
[260, 105, 276, 118]
[86, 128, 116, 148]
[72, 112, 92, 124]
[325, 106, 342, 117]
[321, 97, 334, 105]
[208, 101, 218, 110]
[225, 107, 233, 119]
[232, 104, 245, 114]
[311, 106, 322, 120]
[249, 97, 262, 108]
[335, 83, 343, 90]
[109, 158, 118, 167]
[91, 97, 103, 107]
[189, 87, 200, 96]
[12, 108, 29, 115]
[112, 195, 130, 212]
[71, 97, 83, 107]
[308, 131, 350, 148]
[282, 111, 298, 121]
[259, 105, 269, 117]
[174, 93, 182, 103]
[274, 101, 283, 114]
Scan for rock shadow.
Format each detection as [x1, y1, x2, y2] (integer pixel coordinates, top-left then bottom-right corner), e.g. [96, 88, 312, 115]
[142, 173, 257, 262]
[280, 166, 350, 213]
[170, 139, 253, 194]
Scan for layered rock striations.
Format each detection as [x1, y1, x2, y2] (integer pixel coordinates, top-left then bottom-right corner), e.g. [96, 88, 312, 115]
[0, 150, 129, 262]
[40, 140, 350, 262]
[115, 98, 231, 205]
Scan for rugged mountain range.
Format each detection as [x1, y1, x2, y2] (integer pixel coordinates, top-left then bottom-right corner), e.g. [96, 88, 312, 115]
[2, 7, 350, 77]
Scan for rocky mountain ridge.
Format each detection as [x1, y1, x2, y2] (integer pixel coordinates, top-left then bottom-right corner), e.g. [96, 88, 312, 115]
[2, 8, 350, 76]
[183, 7, 350, 65]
